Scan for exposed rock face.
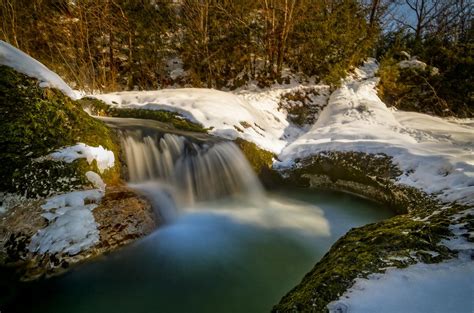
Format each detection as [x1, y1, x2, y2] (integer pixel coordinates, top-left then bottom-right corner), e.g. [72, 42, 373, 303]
[0, 200, 46, 265]
[280, 151, 434, 214]
[93, 185, 157, 252]
[0, 186, 156, 280]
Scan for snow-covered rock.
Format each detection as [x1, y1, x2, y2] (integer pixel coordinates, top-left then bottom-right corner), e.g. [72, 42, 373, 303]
[94, 88, 305, 154]
[0, 40, 78, 99]
[86, 171, 106, 191]
[29, 189, 103, 255]
[49, 143, 115, 173]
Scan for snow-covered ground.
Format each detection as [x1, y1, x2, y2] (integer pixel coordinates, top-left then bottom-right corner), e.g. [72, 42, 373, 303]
[0, 40, 78, 99]
[95, 59, 473, 206]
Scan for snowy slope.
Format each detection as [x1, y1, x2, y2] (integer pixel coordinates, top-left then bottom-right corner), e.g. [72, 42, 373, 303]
[0, 40, 77, 99]
[94, 88, 305, 154]
[277, 60, 474, 206]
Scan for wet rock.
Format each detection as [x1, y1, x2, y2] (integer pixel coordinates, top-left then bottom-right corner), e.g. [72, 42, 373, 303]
[93, 185, 157, 251]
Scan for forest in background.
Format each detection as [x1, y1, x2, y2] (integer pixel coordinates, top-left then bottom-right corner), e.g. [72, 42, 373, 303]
[0, 0, 472, 115]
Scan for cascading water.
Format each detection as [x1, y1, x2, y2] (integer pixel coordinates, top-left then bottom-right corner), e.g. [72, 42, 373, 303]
[6, 118, 394, 313]
[110, 119, 264, 218]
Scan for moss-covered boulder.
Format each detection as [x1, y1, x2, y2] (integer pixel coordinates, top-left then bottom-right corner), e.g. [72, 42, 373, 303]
[279, 151, 432, 214]
[0, 65, 120, 197]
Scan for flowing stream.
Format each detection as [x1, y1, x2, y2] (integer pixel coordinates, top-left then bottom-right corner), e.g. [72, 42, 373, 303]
[2, 118, 394, 313]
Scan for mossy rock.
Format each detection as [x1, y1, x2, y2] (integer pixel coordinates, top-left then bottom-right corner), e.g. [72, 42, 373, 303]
[233, 138, 283, 188]
[0, 65, 120, 197]
[279, 151, 436, 214]
[78, 97, 207, 133]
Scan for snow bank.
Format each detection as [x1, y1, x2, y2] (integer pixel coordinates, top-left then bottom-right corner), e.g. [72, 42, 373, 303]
[327, 259, 474, 313]
[0, 40, 77, 99]
[94, 88, 306, 154]
[29, 189, 103, 255]
[277, 59, 474, 206]
[50, 143, 115, 173]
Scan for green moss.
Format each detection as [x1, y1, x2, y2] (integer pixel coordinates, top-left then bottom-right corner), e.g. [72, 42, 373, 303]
[233, 138, 283, 188]
[0, 66, 120, 196]
[78, 97, 207, 133]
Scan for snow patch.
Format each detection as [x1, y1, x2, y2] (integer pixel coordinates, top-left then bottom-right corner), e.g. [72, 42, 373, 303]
[0, 40, 78, 99]
[50, 143, 115, 173]
[86, 171, 106, 191]
[28, 189, 103, 255]
[327, 259, 474, 313]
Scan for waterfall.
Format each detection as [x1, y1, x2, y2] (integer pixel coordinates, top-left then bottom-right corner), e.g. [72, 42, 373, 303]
[115, 126, 264, 210]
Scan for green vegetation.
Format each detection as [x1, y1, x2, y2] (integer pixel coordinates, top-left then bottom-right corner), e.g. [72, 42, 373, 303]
[377, 51, 473, 117]
[376, 24, 473, 118]
[0, 66, 120, 197]
[78, 97, 207, 133]
[0, 0, 376, 90]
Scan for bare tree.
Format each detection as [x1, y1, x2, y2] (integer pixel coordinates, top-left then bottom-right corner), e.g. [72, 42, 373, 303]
[389, 0, 471, 43]
[260, 0, 302, 75]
